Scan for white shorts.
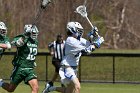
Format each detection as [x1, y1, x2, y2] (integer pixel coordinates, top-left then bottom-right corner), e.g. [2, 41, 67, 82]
[59, 66, 77, 86]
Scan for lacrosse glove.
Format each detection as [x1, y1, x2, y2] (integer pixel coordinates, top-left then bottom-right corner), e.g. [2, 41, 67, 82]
[88, 27, 104, 48]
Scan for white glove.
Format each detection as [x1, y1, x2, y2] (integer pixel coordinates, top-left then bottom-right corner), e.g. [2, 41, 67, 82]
[16, 37, 25, 47]
[6, 42, 11, 49]
[86, 45, 95, 53]
[81, 45, 95, 55]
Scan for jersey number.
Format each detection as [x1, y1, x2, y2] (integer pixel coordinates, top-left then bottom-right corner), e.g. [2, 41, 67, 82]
[26, 48, 37, 60]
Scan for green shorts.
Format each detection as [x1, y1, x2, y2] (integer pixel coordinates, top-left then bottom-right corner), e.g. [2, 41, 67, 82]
[10, 66, 37, 85]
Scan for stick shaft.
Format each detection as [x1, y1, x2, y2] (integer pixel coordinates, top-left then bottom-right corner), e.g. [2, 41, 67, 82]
[32, 7, 43, 25]
[85, 16, 100, 36]
[85, 16, 94, 28]
[83, 0, 87, 5]
[33, 0, 51, 25]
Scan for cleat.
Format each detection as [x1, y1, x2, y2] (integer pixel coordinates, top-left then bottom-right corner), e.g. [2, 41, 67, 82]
[42, 83, 51, 93]
[0, 79, 3, 87]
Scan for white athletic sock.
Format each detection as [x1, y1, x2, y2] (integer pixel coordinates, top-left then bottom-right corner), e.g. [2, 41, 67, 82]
[0, 80, 4, 87]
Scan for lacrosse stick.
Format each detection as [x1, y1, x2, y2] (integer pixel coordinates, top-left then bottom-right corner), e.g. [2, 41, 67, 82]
[75, 5, 99, 36]
[32, 0, 52, 25]
[75, 5, 104, 47]
[75, 5, 93, 28]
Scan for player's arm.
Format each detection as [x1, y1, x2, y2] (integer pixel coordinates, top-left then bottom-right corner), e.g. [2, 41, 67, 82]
[81, 45, 95, 55]
[67, 37, 94, 55]
[0, 42, 11, 49]
[11, 35, 26, 47]
[80, 38, 91, 47]
[68, 42, 95, 56]
[48, 42, 54, 55]
[79, 38, 96, 55]
[0, 37, 11, 49]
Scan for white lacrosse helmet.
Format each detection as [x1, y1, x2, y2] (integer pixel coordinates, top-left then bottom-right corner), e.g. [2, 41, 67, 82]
[0, 22, 7, 36]
[24, 24, 39, 40]
[67, 22, 84, 37]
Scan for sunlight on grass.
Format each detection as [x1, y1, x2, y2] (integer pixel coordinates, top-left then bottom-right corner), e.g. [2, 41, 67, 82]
[0, 81, 140, 93]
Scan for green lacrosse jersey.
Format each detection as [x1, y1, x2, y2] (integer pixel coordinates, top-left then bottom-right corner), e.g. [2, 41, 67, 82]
[0, 34, 10, 54]
[12, 34, 38, 68]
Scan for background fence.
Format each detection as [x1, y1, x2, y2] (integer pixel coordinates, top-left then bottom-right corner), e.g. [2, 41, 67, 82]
[0, 52, 140, 84]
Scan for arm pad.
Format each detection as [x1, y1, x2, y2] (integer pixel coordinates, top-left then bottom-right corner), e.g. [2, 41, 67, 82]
[11, 37, 25, 47]
[16, 38, 24, 47]
[93, 37, 104, 48]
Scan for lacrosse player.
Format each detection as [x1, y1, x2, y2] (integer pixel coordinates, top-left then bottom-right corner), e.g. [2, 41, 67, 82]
[0, 24, 39, 93]
[0, 22, 11, 56]
[43, 34, 65, 91]
[42, 21, 104, 93]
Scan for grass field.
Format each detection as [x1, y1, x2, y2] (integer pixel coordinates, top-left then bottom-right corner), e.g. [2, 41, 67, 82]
[0, 81, 140, 93]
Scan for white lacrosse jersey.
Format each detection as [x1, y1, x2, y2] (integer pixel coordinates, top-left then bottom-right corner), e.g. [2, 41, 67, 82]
[61, 36, 91, 66]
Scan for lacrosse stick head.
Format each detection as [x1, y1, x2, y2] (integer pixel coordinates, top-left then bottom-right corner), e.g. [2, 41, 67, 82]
[75, 5, 87, 18]
[41, 0, 51, 9]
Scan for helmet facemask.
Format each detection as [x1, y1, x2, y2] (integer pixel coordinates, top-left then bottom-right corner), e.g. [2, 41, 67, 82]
[30, 31, 38, 40]
[76, 28, 84, 38]
[30, 26, 39, 40]
[67, 22, 84, 38]
[0, 22, 7, 36]
[0, 29, 7, 36]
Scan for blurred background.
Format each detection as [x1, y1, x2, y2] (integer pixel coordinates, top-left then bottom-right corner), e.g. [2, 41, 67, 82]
[0, 1, 140, 93]
[0, 0, 140, 49]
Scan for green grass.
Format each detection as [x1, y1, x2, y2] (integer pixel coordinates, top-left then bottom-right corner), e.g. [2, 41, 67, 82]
[0, 81, 140, 93]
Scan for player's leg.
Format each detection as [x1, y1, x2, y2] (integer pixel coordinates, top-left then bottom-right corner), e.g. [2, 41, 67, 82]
[58, 77, 80, 93]
[0, 67, 22, 92]
[42, 79, 65, 93]
[63, 67, 80, 93]
[25, 69, 39, 93]
[58, 69, 80, 93]
[43, 60, 61, 93]
[71, 78, 80, 93]
[45, 72, 59, 91]
[50, 60, 60, 84]
[51, 72, 59, 83]
[0, 80, 17, 92]
[28, 79, 39, 93]
[58, 67, 79, 93]
[42, 67, 66, 93]
[52, 60, 61, 81]
[64, 82, 74, 93]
